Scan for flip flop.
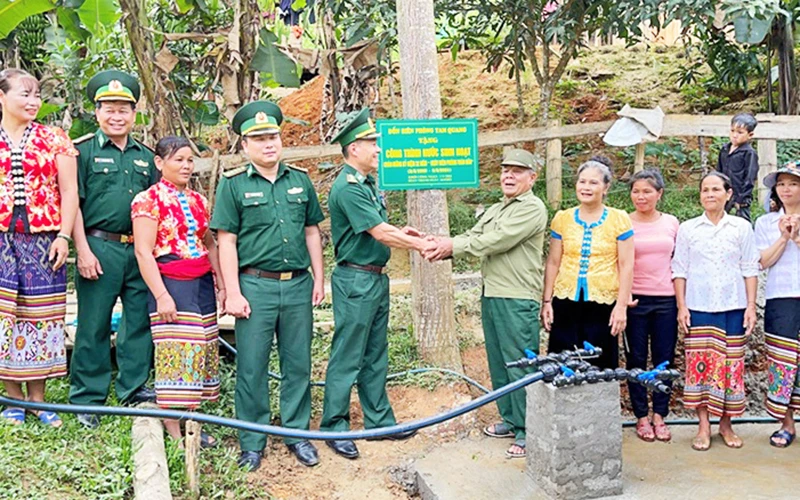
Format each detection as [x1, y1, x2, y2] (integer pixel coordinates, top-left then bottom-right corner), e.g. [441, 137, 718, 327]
[691, 434, 710, 451]
[769, 429, 795, 448]
[1, 408, 25, 425]
[719, 432, 743, 449]
[505, 439, 526, 459]
[483, 422, 514, 439]
[34, 410, 62, 428]
[636, 420, 655, 442]
[653, 422, 671, 442]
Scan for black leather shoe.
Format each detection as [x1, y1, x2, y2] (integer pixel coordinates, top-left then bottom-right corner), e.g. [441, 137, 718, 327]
[237, 451, 263, 472]
[366, 429, 418, 441]
[126, 386, 156, 405]
[76, 413, 100, 429]
[287, 440, 319, 467]
[326, 439, 359, 459]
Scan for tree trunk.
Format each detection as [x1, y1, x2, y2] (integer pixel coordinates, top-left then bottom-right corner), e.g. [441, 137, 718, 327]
[237, 0, 261, 103]
[396, 0, 462, 371]
[119, 0, 176, 144]
[774, 17, 797, 115]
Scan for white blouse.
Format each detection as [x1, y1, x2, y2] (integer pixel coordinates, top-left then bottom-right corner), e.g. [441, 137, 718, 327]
[755, 210, 800, 300]
[672, 213, 760, 312]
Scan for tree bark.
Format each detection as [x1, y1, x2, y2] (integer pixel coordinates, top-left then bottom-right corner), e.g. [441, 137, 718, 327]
[396, 0, 462, 371]
[774, 17, 797, 115]
[119, 0, 176, 144]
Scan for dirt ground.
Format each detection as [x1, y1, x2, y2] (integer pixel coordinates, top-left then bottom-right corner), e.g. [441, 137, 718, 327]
[245, 346, 495, 500]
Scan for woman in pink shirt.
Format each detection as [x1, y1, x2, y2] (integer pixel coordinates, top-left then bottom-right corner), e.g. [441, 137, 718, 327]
[626, 170, 679, 442]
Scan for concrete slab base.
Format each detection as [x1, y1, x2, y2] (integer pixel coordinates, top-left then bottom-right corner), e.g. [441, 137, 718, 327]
[414, 423, 800, 500]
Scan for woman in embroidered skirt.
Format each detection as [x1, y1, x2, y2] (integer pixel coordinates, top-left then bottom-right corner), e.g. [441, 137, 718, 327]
[672, 171, 759, 451]
[541, 156, 634, 369]
[0, 69, 79, 427]
[755, 161, 800, 448]
[626, 169, 680, 443]
[132, 136, 223, 444]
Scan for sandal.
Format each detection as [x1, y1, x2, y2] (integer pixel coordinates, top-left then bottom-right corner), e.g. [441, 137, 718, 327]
[769, 429, 795, 448]
[719, 431, 743, 449]
[483, 422, 514, 439]
[505, 439, 526, 459]
[691, 434, 710, 451]
[200, 431, 217, 449]
[1, 408, 25, 425]
[653, 422, 671, 442]
[636, 420, 655, 442]
[33, 410, 62, 428]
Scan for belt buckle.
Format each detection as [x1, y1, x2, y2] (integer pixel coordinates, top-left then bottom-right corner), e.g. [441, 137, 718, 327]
[120, 234, 133, 244]
[279, 271, 293, 281]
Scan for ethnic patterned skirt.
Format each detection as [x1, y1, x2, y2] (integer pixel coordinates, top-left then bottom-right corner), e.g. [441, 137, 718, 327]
[0, 232, 67, 381]
[764, 298, 800, 420]
[683, 309, 746, 417]
[149, 272, 220, 409]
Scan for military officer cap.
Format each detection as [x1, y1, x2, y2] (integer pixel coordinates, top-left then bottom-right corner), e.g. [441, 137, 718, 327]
[330, 108, 379, 147]
[232, 101, 283, 137]
[501, 148, 540, 170]
[86, 70, 140, 103]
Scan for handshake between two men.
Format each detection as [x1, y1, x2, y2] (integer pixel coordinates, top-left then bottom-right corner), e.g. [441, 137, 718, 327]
[400, 226, 454, 262]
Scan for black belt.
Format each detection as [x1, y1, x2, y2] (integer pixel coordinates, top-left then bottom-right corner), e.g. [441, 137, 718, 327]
[87, 228, 134, 244]
[339, 262, 386, 274]
[241, 267, 307, 281]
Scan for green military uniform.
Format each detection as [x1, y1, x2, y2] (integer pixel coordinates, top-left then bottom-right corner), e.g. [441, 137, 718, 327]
[210, 101, 324, 452]
[320, 109, 397, 432]
[452, 149, 547, 441]
[69, 71, 159, 406]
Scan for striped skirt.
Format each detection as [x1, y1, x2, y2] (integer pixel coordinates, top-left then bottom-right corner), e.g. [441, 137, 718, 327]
[149, 272, 220, 409]
[683, 309, 746, 417]
[0, 232, 67, 381]
[764, 298, 800, 420]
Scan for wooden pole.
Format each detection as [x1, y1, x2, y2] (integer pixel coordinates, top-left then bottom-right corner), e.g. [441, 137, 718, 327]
[757, 139, 778, 206]
[545, 120, 562, 209]
[634, 143, 646, 173]
[132, 411, 172, 500]
[397, 0, 462, 371]
[185, 420, 201, 499]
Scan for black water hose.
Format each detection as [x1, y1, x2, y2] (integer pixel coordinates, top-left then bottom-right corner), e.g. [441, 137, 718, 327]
[217, 336, 492, 393]
[0, 370, 544, 441]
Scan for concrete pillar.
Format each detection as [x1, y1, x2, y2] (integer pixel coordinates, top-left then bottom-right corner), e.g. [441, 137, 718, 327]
[526, 382, 622, 500]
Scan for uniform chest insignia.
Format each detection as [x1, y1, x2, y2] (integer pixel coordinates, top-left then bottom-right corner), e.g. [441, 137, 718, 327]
[288, 187, 304, 195]
[346, 174, 358, 184]
[94, 157, 115, 164]
[133, 159, 149, 167]
[244, 192, 264, 198]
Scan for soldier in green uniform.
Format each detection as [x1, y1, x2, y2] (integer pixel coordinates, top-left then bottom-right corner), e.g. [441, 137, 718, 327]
[424, 148, 548, 459]
[69, 70, 160, 428]
[210, 101, 325, 472]
[321, 109, 431, 460]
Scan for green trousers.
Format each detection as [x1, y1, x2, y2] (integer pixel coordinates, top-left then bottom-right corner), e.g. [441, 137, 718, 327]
[320, 265, 396, 432]
[235, 272, 313, 451]
[69, 236, 153, 405]
[481, 295, 540, 440]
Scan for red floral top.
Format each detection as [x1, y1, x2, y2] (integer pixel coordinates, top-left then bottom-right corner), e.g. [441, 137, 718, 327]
[0, 123, 78, 232]
[131, 179, 210, 259]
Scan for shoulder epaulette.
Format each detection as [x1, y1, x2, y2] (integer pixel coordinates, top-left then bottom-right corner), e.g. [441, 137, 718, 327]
[223, 165, 248, 178]
[346, 174, 358, 184]
[73, 133, 95, 145]
[286, 163, 308, 173]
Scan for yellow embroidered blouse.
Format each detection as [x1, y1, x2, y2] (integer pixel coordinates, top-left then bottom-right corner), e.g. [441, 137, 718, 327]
[550, 206, 633, 305]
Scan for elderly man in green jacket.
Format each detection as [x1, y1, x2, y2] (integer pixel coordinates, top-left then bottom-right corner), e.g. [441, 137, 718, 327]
[425, 148, 547, 459]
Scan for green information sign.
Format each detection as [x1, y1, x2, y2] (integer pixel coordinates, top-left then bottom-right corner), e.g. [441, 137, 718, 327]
[377, 118, 479, 190]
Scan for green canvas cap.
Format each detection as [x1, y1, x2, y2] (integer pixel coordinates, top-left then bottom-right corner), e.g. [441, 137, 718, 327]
[501, 148, 539, 170]
[86, 70, 140, 103]
[330, 108, 379, 147]
[232, 101, 283, 137]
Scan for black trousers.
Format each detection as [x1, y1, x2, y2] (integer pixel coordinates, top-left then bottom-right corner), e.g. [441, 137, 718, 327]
[625, 295, 678, 418]
[549, 296, 617, 369]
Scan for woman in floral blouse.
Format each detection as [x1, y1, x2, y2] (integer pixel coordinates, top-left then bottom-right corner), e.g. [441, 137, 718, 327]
[672, 171, 759, 451]
[132, 136, 224, 445]
[0, 69, 79, 427]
